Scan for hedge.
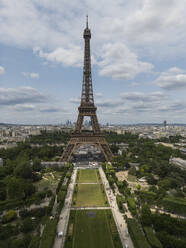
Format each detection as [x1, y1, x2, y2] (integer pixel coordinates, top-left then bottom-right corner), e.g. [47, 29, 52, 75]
[47, 195, 55, 215]
[116, 195, 125, 212]
[127, 218, 151, 248]
[127, 197, 137, 215]
[144, 226, 162, 248]
[158, 197, 186, 216]
[0, 199, 24, 211]
[0, 193, 48, 211]
[28, 235, 40, 248]
[40, 219, 57, 248]
[56, 174, 65, 194]
[139, 191, 157, 204]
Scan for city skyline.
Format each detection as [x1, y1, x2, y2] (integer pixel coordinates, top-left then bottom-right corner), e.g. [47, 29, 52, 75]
[1, 1, 186, 124]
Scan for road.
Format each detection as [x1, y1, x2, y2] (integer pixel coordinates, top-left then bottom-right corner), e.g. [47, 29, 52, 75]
[99, 167, 134, 248]
[53, 168, 77, 248]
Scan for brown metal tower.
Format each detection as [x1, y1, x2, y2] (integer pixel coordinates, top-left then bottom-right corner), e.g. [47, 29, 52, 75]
[60, 17, 113, 162]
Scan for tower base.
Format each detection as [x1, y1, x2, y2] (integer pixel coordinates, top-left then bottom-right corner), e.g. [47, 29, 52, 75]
[60, 133, 113, 162]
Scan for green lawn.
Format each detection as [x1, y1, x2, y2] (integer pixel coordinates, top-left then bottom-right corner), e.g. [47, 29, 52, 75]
[65, 210, 122, 248]
[73, 184, 108, 207]
[127, 174, 137, 182]
[77, 169, 99, 183]
[34, 171, 63, 193]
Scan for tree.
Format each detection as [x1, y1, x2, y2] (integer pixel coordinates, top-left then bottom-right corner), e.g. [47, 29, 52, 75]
[32, 157, 42, 172]
[141, 204, 152, 226]
[146, 174, 157, 185]
[2, 210, 17, 224]
[23, 182, 36, 198]
[7, 177, 24, 199]
[0, 181, 6, 200]
[14, 161, 33, 179]
[158, 178, 172, 190]
[21, 218, 34, 233]
[110, 144, 119, 154]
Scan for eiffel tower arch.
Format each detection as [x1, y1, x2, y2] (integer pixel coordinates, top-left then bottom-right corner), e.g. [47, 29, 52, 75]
[60, 17, 113, 162]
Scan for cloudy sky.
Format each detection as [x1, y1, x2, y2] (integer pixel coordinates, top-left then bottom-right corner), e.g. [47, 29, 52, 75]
[1, 0, 186, 124]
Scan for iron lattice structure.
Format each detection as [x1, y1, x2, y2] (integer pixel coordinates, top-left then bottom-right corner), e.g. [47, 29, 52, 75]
[60, 18, 113, 162]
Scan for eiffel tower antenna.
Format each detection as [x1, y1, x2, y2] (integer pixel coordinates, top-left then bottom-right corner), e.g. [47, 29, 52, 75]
[60, 18, 113, 162]
[86, 15, 88, 28]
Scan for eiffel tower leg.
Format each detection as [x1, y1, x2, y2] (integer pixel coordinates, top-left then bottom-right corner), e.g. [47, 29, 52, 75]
[91, 115, 100, 133]
[97, 139, 113, 162]
[100, 143, 113, 162]
[74, 114, 84, 133]
[59, 141, 77, 162]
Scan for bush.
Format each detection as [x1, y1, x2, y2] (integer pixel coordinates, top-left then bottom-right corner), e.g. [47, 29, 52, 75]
[127, 197, 137, 215]
[116, 195, 125, 212]
[56, 175, 65, 194]
[40, 219, 57, 248]
[61, 185, 68, 191]
[144, 226, 163, 248]
[28, 235, 40, 248]
[47, 196, 55, 215]
[57, 190, 66, 203]
[2, 210, 17, 223]
[0, 224, 19, 240]
[139, 190, 157, 205]
[19, 209, 29, 219]
[21, 218, 34, 233]
[127, 218, 151, 248]
[35, 191, 46, 200]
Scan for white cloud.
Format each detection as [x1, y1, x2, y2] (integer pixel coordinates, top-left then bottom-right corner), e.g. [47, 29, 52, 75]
[95, 92, 103, 98]
[96, 99, 122, 108]
[154, 67, 186, 90]
[22, 72, 40, 79]
[99, 43, 153, 80]
[69, 97, 81, 104]
[0, 86, 47, 106]
[0, 66, 5, 75]
[34, 47, 83, 67]
[12, 104, 35, 112]
[126, 0, 186, 45]
[120, 91, 166, 102]
[1, 0, 186, 123]
[39, 106, 65, 113]
[1, 0, 186, 66]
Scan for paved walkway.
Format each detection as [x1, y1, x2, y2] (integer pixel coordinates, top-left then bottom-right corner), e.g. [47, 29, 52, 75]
[75, 182, 101, 184]
[151, 207, 186, 219]
[53, 168, 77, 248]
[99, 167, 134, 248]
[71, 206, 111, 210]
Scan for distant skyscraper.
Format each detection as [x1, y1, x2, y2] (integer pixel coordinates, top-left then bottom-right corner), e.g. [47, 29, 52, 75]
[163, 120, 167, 128]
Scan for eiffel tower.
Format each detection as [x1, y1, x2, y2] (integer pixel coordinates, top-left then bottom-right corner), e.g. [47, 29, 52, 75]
[60, 17, 113, 162]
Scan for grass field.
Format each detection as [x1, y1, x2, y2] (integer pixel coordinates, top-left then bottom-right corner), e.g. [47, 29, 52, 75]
[127, 174, 137, 182]
[77, 169, 99, 183]
[73, 184, 108, 207]
[65, 210, 122, 248]
[34, 171, 63, 193]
